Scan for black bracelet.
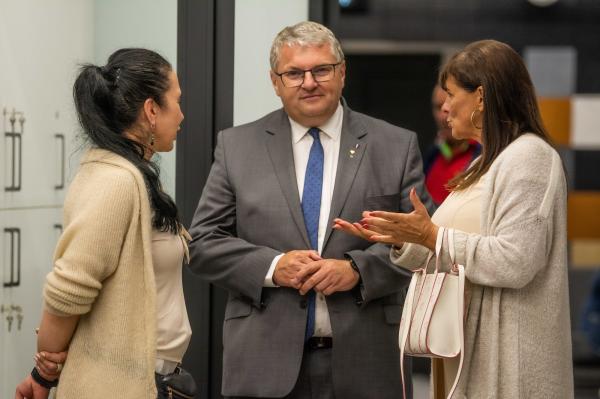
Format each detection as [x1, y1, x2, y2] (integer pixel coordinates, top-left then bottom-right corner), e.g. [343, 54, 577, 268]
[346, 256, 361, 276]
[31, 367, 58, 389]
[344, 255, 365, 306]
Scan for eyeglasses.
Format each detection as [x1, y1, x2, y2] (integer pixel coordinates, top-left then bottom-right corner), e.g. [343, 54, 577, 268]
[274, 62, 342, 88]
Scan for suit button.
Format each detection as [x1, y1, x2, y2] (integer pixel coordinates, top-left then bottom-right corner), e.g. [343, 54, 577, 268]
[300, 299, 307, 309]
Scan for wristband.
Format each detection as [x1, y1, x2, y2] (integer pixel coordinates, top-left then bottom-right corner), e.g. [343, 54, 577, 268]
[346, 256, 361, 275]
[31, 367, 58, 389]
[344, 255, 364, 306]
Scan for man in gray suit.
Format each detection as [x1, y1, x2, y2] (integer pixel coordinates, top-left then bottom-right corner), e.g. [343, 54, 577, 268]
[189, 21, 433, 399]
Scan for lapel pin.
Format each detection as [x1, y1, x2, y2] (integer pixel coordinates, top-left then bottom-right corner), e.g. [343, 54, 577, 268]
[349, 144, 359, 158]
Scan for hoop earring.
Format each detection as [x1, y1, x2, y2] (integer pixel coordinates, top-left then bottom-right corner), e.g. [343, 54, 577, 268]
[470, 109, 482, 130]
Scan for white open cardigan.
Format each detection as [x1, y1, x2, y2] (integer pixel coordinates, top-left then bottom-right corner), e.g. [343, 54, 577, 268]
[392, 134, 574, 398]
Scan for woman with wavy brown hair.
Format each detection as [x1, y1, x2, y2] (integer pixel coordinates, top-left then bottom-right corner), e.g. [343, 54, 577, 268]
[334, 40, 573, 398]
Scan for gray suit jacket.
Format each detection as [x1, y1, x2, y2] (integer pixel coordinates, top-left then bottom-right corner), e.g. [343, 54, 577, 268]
[189, 103, 434, 398]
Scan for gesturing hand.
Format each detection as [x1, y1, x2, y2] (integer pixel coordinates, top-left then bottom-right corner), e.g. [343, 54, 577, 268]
[334, 187, 439, 251]
[273, 250, 321, 288]
[332, 218, 380, 242]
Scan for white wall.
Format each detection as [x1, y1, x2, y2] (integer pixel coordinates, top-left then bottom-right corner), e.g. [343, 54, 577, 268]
[0, 1, 95, 396]
[94, 0, 178, 197]
[234, 0, 309, 126]
[0, 0, 95, 184]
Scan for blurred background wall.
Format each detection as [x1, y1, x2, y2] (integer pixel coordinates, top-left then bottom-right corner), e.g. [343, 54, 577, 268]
[95, 0, 178, 196]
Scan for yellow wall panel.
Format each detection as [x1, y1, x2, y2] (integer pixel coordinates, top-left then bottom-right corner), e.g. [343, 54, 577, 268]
[538, 97, 571, 146]
[568, 192, 600, 239]
[570, 239, 600, 269]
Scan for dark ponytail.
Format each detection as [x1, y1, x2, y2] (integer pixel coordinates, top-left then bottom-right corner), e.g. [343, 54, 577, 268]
[73, 48, 180, 234]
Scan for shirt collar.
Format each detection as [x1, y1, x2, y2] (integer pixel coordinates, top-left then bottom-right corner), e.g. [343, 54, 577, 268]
[289, 102, 344, 144]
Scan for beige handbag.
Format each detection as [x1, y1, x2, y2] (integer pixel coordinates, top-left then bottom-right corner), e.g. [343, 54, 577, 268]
[399, 227, 465, 399]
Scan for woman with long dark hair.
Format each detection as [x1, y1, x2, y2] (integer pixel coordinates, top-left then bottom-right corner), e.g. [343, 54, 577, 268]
[333, 40, 573, 398]
[15, 48, 195, 398]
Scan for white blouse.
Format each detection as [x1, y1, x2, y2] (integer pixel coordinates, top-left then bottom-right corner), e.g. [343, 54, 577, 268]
[152, 227, 192, 363]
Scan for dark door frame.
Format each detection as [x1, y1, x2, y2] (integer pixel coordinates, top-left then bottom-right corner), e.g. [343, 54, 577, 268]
[176, 0, 234, 397]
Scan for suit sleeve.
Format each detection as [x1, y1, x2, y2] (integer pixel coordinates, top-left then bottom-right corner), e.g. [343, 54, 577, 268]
[188, 132, 279, 308]
[399, 132, 436, 215]
[347, 131, 435, 304]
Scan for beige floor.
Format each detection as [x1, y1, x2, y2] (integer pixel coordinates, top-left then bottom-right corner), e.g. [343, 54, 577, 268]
[413, 374, 430, 399]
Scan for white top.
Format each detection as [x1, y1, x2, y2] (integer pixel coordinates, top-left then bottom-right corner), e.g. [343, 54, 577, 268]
[429, 175, 484, 234]
[264, 102, 344, 337]
[413, 171, 484, 396]
[152, 228, 193, 362]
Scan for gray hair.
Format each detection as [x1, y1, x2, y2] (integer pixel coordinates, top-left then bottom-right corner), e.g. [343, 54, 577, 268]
[270, 21, 345, 71]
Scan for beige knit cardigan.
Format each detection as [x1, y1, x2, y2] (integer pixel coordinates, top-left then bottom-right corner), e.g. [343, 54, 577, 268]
[44, 148, 157, 398]
[392, 134, 574, 398]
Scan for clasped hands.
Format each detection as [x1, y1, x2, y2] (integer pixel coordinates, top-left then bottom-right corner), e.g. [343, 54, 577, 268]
[273, 251, 359, 296]
[15, 351, 67, 399]
[332, 187, 439, 251]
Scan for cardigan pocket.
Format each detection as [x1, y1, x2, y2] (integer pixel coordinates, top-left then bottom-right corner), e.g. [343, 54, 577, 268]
[224, 298, 252, 320]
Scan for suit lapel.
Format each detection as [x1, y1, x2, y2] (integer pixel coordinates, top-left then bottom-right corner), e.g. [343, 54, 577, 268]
[264, 110, 311, 248]
[322, 106, 368, 250]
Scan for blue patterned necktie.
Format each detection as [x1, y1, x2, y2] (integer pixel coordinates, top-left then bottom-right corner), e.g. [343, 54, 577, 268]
[302, 127, 323, 340]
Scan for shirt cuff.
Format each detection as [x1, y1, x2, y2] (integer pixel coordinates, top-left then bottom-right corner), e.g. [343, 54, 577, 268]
[264, 254, 283, 287]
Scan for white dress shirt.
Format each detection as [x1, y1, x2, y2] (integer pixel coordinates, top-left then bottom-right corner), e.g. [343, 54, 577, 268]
[264, 103, 344, 337]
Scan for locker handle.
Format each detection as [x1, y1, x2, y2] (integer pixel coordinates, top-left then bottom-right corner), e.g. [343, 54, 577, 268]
[54, 133, 65, 190]
[5, 132, 22, 192]
[4, 109, 24, 192]
[3, 228, 21, 287]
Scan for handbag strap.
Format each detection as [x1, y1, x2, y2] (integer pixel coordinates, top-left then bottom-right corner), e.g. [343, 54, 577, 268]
[448, 227, 456, 264]
[433, 225, 445, 273]
[446, 228, 465, 398]
[399, 263, 418, 399]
